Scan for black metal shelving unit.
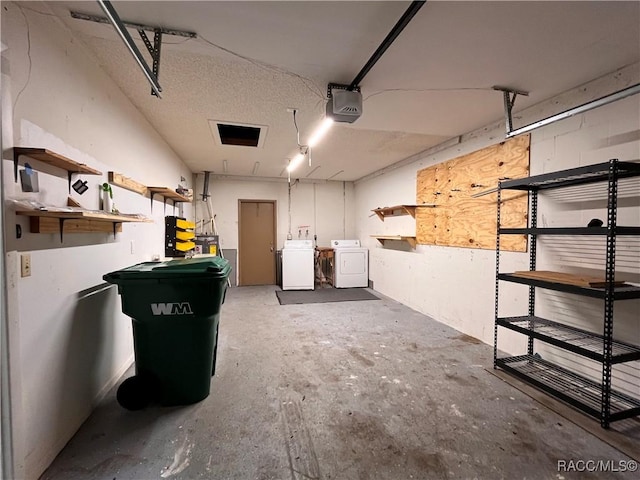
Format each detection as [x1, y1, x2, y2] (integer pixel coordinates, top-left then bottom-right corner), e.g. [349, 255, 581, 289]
[494, 159, 640, 428]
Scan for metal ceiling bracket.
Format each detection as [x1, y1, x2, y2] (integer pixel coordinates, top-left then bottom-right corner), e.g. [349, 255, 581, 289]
[493, 86, 529, 135]
[70, 11, 197, 38]
[505, 83, 640, 138]
[327, 83, 360, 98]
[138, 29, 163, 96]
[72, 3, 196, 97]
[95, 0, 162, 97]
[494, 83, 640, 138]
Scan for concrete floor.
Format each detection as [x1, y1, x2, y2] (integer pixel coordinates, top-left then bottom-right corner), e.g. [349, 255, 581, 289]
[41, 286, 639, 480]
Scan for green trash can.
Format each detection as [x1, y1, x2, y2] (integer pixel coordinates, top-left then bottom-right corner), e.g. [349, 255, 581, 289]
[104, 257, 231, 410]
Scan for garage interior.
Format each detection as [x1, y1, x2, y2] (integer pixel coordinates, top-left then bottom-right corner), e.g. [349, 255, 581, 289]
[1, 1, 639, 479]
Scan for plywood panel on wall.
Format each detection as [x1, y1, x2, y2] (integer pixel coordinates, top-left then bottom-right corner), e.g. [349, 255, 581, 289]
[416, 135, 530, 251]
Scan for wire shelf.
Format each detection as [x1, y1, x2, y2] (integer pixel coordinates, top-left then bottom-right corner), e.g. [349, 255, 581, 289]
[496, 355, 640, 422]
[500, 160, 640, 191]
[497, 316, 640, 363]
[498, 273, 640, 300]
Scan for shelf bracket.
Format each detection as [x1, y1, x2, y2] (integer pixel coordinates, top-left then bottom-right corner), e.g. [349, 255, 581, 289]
[58, 218, 66, 243]
[13, 149, 20, 183]
[113, 222, 119, 239]
[493, 86, 530, 135]
[14, 150, 85, 193]
[150, 192, 172, 214]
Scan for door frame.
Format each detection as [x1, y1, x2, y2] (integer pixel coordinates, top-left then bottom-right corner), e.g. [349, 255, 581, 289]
[238, 199, 277, 286]
[1, 46, 15, 479]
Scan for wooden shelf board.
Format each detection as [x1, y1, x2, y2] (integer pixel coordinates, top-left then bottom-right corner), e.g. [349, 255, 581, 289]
[16, 209, 150, 223]
[512, 270, 626, 288]
[17, 209, 150, 239]
[29, 217, 123, 234]
[108, 172, 148, 195]
[372, 204, 437, 221]
[147, 187, 191, 202]
[371, 235, 417, 248]
[15, 148, 102, 175]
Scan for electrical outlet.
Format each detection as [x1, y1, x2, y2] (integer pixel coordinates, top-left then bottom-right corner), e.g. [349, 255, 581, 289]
[21, 254, 31, 277]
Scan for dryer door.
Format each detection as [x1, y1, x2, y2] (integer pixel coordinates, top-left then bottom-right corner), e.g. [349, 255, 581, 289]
[334, 250, 368, 288]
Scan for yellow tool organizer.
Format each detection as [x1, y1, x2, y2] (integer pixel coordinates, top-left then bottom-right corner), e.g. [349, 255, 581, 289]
[165, 216, 196, 256]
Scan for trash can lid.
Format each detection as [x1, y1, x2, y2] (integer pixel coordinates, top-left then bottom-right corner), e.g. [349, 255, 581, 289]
[104, 257, 231, 282]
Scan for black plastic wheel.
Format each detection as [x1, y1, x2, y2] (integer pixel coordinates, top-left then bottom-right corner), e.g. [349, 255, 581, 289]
[116, 375, 152, 410]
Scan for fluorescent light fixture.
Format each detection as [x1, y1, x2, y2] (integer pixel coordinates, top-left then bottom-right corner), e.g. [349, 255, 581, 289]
[252, 162, 260, 175]
[286, 117, 333, 173]
[287, 153, 305, 173]
[307, 118, 334, 148]
[222, 160, 228, 173]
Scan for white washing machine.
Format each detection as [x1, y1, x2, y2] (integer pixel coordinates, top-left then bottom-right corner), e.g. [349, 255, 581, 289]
[282, 239, 315, 290]
[331, 239, 369, 288]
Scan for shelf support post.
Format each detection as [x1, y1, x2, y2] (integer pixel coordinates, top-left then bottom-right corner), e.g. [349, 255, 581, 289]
[601, 159, 619, 429]
[528, 190, 538, 356]
[493, 186, 502, 367]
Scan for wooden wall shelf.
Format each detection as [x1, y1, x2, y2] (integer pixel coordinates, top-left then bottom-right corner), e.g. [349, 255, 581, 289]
[372, 204, 436, 221]
[108, 172, 148, 195]
[16, 209, 149, 242]
[109, 173, 193, 215]
[371, 235, 417, 248]
[14, 147, 102, 191]
[148, 187, 192, 211]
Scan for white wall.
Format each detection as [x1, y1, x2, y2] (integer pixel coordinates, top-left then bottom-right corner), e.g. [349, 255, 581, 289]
[193, 176, 355, 284]
[356, 64, 640, 396]
[2, 3, 193, 478]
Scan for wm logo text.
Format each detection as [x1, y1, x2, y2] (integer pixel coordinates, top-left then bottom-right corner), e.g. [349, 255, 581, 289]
[150, 302, 194, 315]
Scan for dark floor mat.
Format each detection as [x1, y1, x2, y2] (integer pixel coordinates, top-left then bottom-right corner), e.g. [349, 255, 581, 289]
[275, 288, 379, 305]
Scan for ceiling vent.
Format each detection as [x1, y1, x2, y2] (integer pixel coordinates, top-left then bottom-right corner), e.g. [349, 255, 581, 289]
[209, 120, 268, 148]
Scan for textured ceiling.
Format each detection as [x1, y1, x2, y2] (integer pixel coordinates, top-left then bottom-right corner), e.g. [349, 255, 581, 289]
[36, 1, 640, 181]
